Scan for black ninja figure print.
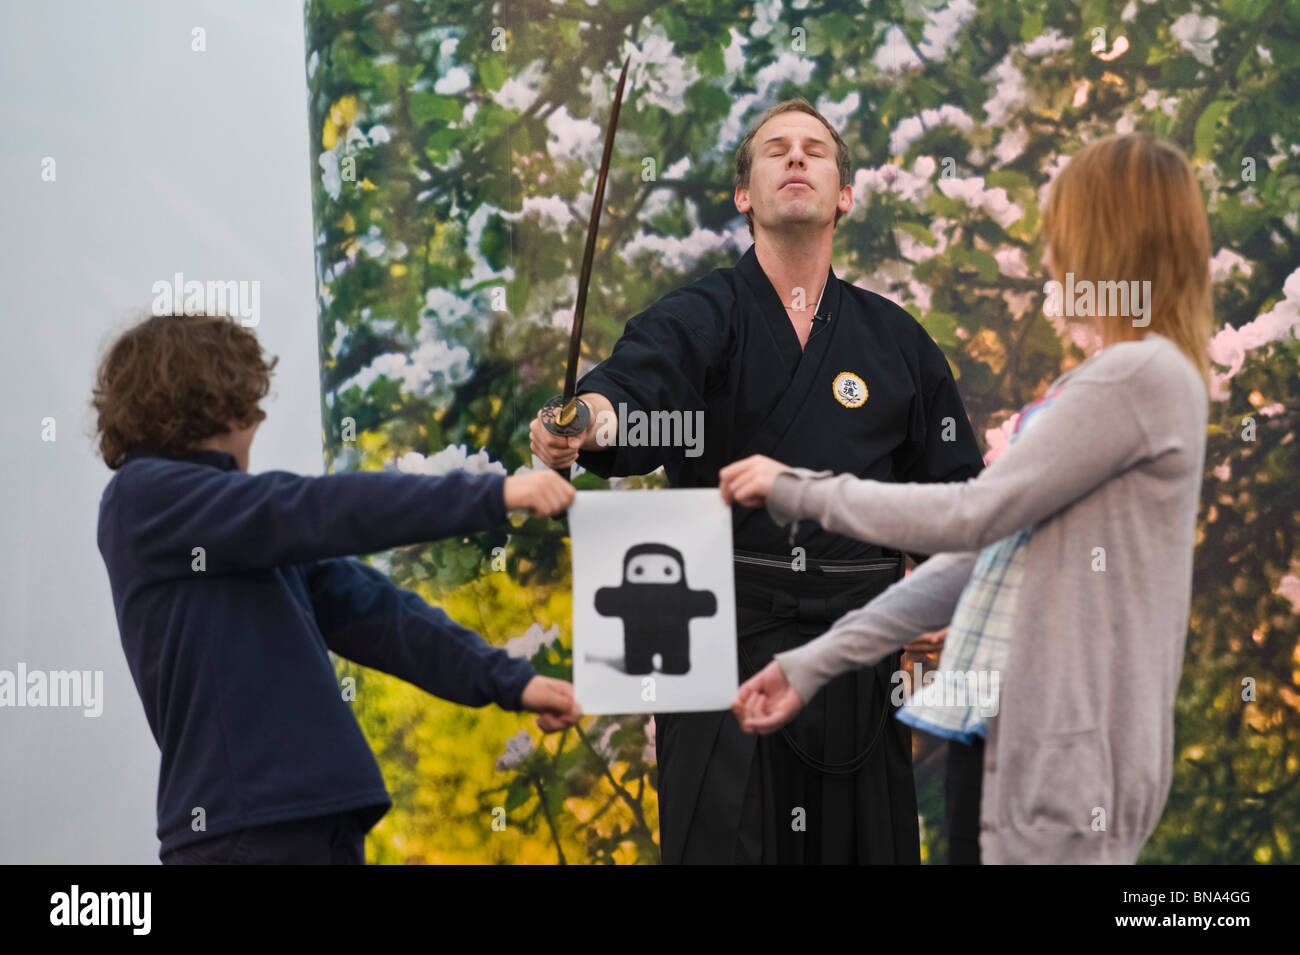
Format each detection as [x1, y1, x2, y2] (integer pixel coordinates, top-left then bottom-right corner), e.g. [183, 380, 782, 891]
[595, 543, 717, 675]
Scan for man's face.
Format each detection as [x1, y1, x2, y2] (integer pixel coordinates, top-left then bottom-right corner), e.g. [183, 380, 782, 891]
[736, 111, 851, 236]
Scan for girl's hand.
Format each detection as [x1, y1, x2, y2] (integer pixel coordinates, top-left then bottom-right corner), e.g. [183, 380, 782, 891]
[718, 455, 790, 508]
[731, 661, 805, 734]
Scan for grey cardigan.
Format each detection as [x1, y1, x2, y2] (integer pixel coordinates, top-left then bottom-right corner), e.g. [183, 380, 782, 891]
[766, 333, 1207, 864]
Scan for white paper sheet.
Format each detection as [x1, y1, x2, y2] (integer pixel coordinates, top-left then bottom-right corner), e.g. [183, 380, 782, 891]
[568, 489, 739, 714]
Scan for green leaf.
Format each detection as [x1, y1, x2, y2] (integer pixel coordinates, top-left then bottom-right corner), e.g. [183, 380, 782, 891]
[1223, 0, 1271, 20]
[1194, 100, 1231, 160]
[478, 214, 510, 270]
[950, 245, 998, 282]
[509, 272, 531, 315]
[921, 311, 960, 349]
[686, 83, 732, 122]
[897, 221, 938, 247]
[545, 779, 567, 818]
[699, 42, 725, 77]
[504, 776, 532, 812]
[985, 170, 1033, 193]
[555, 746, 587, 776]
[480, 57, 506, 92]
[1019, 9, 1044, 44]
[409, 91, 462, 125]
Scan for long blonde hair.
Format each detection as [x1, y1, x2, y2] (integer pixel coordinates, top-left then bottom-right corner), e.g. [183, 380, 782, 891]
[1042, 133, 1212, 388]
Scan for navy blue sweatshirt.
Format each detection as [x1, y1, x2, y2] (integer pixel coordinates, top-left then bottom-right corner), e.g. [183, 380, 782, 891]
[96, 447, 536, 855]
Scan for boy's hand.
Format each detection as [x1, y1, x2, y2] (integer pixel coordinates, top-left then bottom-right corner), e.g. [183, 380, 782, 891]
[521, 675, 583, 732]
[503, 471, 576, 517]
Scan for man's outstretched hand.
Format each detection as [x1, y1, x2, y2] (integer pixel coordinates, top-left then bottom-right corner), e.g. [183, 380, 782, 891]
[520, 675, 583, 733]
[732, 660, 805, 735]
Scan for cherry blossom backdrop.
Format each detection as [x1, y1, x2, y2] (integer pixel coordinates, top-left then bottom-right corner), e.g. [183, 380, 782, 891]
[303, 0, 1300, 863]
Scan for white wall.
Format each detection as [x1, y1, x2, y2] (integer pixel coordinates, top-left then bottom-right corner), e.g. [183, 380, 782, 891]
[0, 0, 321, 862]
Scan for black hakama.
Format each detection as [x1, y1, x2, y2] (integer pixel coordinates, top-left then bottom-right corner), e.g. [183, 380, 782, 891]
[576, 244, 984, 864]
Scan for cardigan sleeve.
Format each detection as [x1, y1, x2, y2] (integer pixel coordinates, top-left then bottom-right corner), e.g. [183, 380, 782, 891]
[764, 361, 1163, 555]
[774, 550, 978, 704]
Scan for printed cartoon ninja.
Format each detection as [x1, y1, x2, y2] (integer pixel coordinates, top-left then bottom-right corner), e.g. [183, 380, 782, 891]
[595, 543, 717, 675]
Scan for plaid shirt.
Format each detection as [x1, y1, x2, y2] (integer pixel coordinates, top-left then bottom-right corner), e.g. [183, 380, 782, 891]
[895, 389, 1062, 744]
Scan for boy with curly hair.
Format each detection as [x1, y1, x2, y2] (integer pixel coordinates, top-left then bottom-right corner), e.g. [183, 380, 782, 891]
[93, 312, 579, 864]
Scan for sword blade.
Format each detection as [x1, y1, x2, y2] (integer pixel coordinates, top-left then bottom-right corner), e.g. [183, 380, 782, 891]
[559, 54, 631, 414]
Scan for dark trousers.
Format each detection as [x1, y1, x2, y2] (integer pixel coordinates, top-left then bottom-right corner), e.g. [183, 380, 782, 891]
[657, 553, 919, 864]
[160, 809, 368, 865]
[945, 735, 985, 864]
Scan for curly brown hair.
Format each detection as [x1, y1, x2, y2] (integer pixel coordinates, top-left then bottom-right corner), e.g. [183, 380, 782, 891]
[92, 313, 278, 469]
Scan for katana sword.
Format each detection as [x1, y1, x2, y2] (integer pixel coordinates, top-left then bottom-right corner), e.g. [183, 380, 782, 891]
[540, 54, 632, 479]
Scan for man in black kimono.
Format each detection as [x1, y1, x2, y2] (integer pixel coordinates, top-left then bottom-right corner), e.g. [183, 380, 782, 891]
[530, 98, 985, 864]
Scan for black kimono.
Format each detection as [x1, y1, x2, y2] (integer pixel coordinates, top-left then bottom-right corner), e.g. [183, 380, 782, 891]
[576, 243, 984, 864]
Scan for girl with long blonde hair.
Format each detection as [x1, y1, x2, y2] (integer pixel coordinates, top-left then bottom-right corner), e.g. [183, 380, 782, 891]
[720, 132, 1213, 864]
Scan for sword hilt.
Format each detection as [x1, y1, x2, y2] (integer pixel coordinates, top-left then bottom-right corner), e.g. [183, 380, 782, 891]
[540, 394, 592, 486]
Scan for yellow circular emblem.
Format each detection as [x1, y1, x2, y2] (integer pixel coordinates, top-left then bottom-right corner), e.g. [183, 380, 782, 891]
[832, 372, 868, 408]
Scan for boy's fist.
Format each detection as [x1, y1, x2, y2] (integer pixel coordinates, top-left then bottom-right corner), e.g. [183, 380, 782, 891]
[503, 471, 576, 517]
[520, 675, 582, 733]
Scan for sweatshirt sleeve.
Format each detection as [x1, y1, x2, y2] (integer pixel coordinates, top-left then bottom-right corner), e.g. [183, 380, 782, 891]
[765, 370, 1156, 555]
[302, 557, 535, 711]
[775, 551, 977, 704]
[115, 464, 507, 580]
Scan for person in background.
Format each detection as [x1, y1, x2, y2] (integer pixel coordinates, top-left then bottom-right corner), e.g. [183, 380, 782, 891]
[531, 99, 986, 864]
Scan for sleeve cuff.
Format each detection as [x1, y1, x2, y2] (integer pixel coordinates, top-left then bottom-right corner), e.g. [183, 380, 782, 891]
[497, 658, 537, 711]
[765, 466, 833, 527]
[773, 645, 828, 705]
[483, 472, 508, 525]
[572, 380, 636, 478]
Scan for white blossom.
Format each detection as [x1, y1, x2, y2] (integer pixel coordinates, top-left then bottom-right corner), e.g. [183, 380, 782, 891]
[319, 150, 341, 200]
[890, 104, 975, 155]
[506, 623, 561, 660]
[1023, 29, 1071, 57]
[873, 26, 923, 74]
[937, 175, 1023, 228]
[982, 54, 1026, 125]
[496, 730, 534, 771]
[434, 67, 471, 95]
[619, 227, 735, 273]
[1207, 267, 1300, 388]
[919, 0, 976, 61]
[397, 444, 508, 477]
[1210, 248, 1254, 283]
[1171, 13, 1219, 67]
